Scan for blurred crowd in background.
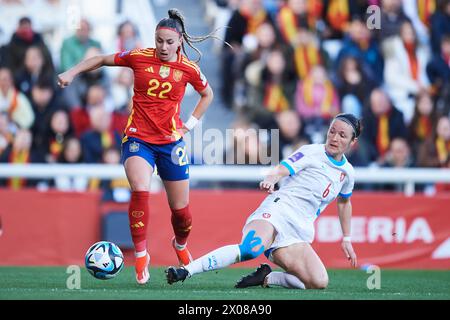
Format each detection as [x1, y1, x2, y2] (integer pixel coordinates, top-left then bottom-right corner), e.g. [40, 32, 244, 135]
[0, 0, 449, 195]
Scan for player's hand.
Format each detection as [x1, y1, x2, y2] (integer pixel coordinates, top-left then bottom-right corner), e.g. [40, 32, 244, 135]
[341, 240, 357, 268]
[180, 126, 190, 135]
[259, 180, 275, 193]
[57, 71, 74, 88]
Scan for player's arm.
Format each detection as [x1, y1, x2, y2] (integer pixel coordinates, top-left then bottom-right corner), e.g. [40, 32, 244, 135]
[337, 196, 357, 268]
[57, 54, 116, 88]
[182, 85, 213, 133]
[259, 164, 290, 194]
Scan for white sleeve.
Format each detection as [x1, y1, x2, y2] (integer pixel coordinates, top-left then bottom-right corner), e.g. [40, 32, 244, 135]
[280, 145, 314, 176]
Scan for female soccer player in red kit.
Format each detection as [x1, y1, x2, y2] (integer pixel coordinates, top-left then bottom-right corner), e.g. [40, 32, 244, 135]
[58, 9, 216, 284]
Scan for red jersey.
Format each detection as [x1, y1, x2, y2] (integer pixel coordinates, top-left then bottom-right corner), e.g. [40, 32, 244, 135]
[114, 48, 208, 144]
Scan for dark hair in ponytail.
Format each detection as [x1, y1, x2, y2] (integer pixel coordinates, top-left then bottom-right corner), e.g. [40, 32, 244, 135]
[334, 113, 362, 139]
[156, 8, 231, 62]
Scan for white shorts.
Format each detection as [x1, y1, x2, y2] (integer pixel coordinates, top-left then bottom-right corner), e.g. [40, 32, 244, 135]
[243, 194, 315, 261]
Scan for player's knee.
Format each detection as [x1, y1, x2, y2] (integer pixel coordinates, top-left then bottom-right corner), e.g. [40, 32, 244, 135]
[238, 230, 265, 261]
[129, 183, 150, 192]
[308, 273, 328, 289]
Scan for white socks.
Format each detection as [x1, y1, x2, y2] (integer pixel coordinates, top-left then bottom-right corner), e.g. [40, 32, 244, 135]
[266, 271, 306, 289]
[185, 245, 240, 276]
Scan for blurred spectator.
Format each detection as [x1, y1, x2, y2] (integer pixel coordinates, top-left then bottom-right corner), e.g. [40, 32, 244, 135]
[80, 105, 121, 163]
[333, 56, 376, 118]
[0, 112, 13, 157]
[4, 17, 53, 75]
[70, 84, 111, 137]
[276, 2, 327, 76]
[322, 0, 368, 40]
[117, 20, 142, 52]
[335, 17, 384, 85]
[245, 48, 297, 129]
[111, 67, 133, 112]
[0, 129, 45, 189]
[29, 81, 67, 158]
[426, 34, 450, 113]
[44, 109, 73, 163]
[379, 137, 415, 191]
[57, 136, 83, 164]
[382, 21, 430, 125]
[291, 29, 327, 80]
[60, 18, 101, 72]
[54, 136, 88, 191]
[382, 137, 415, 168]
[408, 92, 437, 153]
[221, 0, 274, 108]
[0, 67, 34, 129]
[378, 0, 412, 42]
[62, 46, 111, 109]
[277, 0, 314, 39]
[360, 88, 408, 164]
[402, 0, 435, 45]
[223, 116, 268, 166]
[14, 45, 55, 99]
[417, 115, 450, 167]
[274, 109, 311, 160]
[295, 65, 340, 140]
[429, 0, 450, 54]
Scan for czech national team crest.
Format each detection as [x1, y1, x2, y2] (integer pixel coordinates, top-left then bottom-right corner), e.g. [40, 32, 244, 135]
[340, 172, 346, 182]
[159, 65, 170, 78]
[173, 69, 183, 82]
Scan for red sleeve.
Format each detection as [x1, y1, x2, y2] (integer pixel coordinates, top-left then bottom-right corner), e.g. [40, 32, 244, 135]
[188, 66, 208, 93]
[114, 50, 133, 67]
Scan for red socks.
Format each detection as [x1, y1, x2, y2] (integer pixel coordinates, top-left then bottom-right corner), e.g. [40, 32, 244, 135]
[128, 191, 149, 252]
[171, 205, 192, 246]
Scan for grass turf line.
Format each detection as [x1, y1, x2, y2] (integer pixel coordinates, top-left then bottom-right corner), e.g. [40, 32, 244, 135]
[0, 267, 449, 300]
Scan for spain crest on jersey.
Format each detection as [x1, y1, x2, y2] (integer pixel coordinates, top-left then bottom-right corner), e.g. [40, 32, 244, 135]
[173, 69, 183, 82]
[159, 65, 170, 78]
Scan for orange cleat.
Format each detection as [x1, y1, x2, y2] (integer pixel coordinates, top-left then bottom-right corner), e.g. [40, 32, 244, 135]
[171, 237, 193, 266]
[135, 253, 150, 285]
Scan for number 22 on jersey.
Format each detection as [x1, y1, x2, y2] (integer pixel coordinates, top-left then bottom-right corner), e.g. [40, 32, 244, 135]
[147, 79, 172, 99]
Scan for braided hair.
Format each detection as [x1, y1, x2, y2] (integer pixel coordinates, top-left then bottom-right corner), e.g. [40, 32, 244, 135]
[156, 8, 230, 62]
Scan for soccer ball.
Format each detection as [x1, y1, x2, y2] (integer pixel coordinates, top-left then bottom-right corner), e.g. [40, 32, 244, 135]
[85, 241, 124, 280]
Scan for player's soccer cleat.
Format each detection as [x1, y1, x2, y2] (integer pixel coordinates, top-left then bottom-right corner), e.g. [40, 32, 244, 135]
[235, 263, 272, 288]
[172, 237, 193, 266]
[165, 266, 189, 284]
[135, 253, 150, 285]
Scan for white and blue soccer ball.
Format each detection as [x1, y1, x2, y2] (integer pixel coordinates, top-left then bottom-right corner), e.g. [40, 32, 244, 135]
[85, 241, 124, 280]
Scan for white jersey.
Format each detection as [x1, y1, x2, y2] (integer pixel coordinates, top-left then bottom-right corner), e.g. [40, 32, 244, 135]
[245, 143, 355, 249]
[277, 143, 355, 220]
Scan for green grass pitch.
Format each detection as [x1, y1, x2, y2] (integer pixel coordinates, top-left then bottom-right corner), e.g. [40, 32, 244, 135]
[0, 267, 449, 300]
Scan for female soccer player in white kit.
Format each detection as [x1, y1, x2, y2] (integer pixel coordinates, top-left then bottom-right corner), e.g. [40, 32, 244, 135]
[166, 113, 361, 289]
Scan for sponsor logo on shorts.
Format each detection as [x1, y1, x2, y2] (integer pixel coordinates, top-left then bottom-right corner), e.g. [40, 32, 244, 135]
[129, 142, 139, 153]
[131, 210, 144, 218]
[262, 213, 271, 219]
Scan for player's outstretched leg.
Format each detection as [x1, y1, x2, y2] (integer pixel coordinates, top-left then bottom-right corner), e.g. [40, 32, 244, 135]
[235, 263, 272, 288]
[166, 266, 190, 284]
